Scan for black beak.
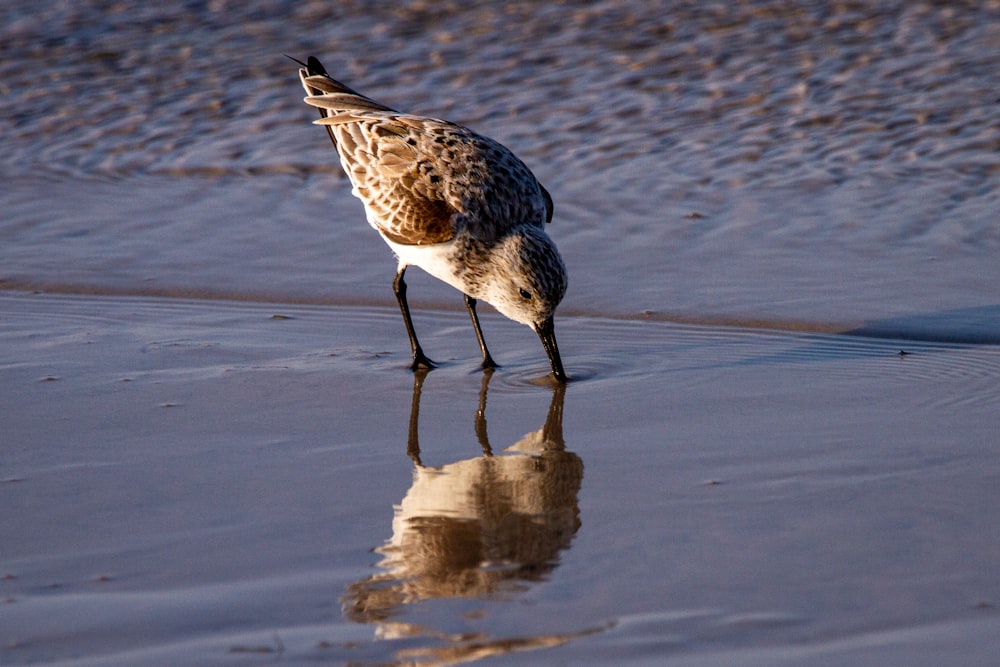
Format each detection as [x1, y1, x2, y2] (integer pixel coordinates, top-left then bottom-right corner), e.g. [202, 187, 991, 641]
[535, 316, 567, 383]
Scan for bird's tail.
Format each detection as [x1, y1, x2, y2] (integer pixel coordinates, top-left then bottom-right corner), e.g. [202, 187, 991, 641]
[290, 55, 395, 150]
[292, 55, 395, 113]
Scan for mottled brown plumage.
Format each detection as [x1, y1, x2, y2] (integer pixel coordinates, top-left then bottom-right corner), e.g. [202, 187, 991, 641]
[296, 56, 567, 381]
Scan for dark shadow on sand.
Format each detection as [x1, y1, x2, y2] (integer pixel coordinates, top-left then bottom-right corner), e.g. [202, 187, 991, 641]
[843, 304, 1000, 345]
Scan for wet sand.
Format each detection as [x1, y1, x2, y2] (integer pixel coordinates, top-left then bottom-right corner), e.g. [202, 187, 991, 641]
[3, 291, 998, 665]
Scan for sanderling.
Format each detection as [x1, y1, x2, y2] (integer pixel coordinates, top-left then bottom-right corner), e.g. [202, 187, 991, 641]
[294, 56, 568, 382]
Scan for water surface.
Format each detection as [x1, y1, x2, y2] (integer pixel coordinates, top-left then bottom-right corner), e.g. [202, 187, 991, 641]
[2, 294, 999, 665]
[3, 0, 999, 335]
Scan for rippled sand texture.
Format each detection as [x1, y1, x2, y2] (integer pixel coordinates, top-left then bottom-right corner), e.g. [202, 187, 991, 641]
[3, 1, 999, 332]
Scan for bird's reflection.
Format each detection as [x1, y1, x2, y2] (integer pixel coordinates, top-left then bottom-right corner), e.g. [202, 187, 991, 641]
[344, 370, 583, 643]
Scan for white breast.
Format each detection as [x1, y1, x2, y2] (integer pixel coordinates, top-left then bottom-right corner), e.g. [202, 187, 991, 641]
[382, 236, 470, 295]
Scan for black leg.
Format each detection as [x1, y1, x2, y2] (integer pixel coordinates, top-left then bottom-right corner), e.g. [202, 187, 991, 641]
[393, 267, 435, 370]
[464, 295, 498, 371]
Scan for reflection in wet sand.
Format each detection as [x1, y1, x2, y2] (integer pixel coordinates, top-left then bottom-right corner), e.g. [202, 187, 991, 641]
[344, 371, 593, 661]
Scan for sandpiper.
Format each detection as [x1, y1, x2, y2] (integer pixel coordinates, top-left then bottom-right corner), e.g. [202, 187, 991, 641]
[294, 56, 568, 382]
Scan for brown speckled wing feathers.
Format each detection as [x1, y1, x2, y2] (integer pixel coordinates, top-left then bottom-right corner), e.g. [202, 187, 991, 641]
[300, 66, 550, 247]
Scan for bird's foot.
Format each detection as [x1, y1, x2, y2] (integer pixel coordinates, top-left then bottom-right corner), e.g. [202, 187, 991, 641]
[410, 350, 437, 371]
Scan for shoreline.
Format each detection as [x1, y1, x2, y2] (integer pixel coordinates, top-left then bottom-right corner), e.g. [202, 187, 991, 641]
[5, 286, 999, 345]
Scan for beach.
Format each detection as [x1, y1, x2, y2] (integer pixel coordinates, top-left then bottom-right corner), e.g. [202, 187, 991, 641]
[3, 292, 999, 664]
[3, 1, 1000, 664]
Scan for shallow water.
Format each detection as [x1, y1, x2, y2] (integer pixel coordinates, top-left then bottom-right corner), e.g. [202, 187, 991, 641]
[2, 293, 1000, 665]
[3, 2, 1000, 664]
[3, 0, 999, 335]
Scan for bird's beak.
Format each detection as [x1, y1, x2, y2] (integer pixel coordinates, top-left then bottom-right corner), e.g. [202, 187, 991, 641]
[536, 316, 567, 383]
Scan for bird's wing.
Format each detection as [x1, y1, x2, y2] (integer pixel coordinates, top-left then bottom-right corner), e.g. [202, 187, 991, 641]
[540, 183, 554, 224]
[298, 60, 457, 245]
[312, 112, 463, 245]
[298, 57, 550, 246]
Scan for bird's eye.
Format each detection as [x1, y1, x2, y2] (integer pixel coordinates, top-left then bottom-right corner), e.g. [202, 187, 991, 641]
[519, 288, 532, 300]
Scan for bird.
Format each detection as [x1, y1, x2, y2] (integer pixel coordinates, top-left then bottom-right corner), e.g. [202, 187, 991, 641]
[292, 55, 568, 382]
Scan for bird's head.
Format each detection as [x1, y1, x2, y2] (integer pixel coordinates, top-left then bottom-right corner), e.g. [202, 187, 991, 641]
[485, 228, 568, 381]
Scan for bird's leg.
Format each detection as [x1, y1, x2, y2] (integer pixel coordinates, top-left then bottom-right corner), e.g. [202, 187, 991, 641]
[393, 267, 436, 370]
[464, 294, 498, 371]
